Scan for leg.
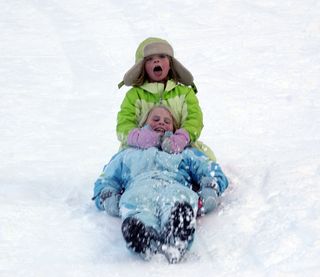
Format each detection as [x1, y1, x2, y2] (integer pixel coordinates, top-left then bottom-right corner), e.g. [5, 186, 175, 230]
[158, 184, 198, 263]
[161, 201, 196, 263]
[119, 186, 160, 259]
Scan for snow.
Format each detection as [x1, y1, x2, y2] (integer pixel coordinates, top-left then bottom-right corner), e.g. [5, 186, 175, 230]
[1, 0, 320, 276]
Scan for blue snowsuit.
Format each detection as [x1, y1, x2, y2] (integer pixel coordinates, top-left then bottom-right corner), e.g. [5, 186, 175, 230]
[93, 147, 228, 234]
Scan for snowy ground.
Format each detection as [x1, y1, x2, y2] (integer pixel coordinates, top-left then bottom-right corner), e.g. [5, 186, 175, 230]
[1, 0, 320, 276]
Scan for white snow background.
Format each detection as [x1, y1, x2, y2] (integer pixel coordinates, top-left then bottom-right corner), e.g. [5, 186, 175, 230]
[1, 0, 320, 276]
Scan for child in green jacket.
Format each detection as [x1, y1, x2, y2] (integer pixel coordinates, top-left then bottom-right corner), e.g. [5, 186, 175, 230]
[117, 37, 216, 160]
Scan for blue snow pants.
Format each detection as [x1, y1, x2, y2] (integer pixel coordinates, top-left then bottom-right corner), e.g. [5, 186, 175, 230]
[119, 178, 199, 233]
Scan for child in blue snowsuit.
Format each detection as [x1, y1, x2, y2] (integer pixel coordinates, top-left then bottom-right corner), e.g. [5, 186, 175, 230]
[93, 106, 228, 263]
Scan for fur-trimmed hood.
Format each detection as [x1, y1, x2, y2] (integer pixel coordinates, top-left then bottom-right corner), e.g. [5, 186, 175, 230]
[120, 37, 194, 87]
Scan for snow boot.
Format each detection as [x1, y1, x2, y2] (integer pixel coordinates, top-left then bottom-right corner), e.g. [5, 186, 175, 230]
[121, 217, 160, 260]
[161, 202, 196, 263]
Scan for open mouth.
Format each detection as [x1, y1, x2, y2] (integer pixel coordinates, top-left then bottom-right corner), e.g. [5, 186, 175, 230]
[153, 65, 163, 72]
[154, 127, 165, 133]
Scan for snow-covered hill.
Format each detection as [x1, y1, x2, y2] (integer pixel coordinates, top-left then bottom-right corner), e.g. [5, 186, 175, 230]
[1, 0, 320, 276]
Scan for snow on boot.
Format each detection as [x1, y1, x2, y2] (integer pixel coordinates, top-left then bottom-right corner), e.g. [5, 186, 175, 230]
[121, 217, 160, 260]
[161, 202, 196, 263]
[161, 239, 189, 264]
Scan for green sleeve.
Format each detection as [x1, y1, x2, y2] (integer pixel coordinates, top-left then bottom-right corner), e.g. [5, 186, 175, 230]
[181, 88, 203, 142]
[116, 88, 139, 145]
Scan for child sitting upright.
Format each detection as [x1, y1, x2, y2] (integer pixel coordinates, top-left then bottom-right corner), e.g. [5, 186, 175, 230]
[117, 37, 216, 160]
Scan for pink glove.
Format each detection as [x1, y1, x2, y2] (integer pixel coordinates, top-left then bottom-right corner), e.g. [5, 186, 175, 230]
[161, 129, 190, 154]
[127, 126, 162, 149]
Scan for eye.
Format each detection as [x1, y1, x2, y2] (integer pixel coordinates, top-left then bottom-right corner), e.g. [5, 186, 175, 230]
[152, 115, 160, 122]
[164, 118, 172, 124]
[159, 54, 167, 59]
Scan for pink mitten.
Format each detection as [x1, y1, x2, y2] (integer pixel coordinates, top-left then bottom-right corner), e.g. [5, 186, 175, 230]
[127, 126, 162, 149]
[161, 129, 190, 154]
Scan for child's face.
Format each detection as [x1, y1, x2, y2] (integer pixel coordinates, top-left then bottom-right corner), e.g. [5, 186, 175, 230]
[144, 54, 170, 83]
[146, 107, 174, 134]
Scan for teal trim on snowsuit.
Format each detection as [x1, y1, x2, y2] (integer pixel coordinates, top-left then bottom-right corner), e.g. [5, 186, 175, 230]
[93, 147, 228, 236]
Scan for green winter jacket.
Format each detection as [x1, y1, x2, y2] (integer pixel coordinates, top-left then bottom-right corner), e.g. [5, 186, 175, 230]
[117, 80, 216, 161]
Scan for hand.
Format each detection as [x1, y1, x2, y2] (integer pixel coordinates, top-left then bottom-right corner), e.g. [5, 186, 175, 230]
[161, 129, 190, 154]
[127, 125, 162, 149]
[197, 178, 220, 216]
[100, 188, 122, 217]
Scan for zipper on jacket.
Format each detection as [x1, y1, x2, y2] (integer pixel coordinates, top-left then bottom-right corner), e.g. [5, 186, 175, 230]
[159, 90, 164, 104]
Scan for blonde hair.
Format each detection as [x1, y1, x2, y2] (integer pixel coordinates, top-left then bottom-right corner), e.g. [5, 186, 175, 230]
[139, 105, 179, 132]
